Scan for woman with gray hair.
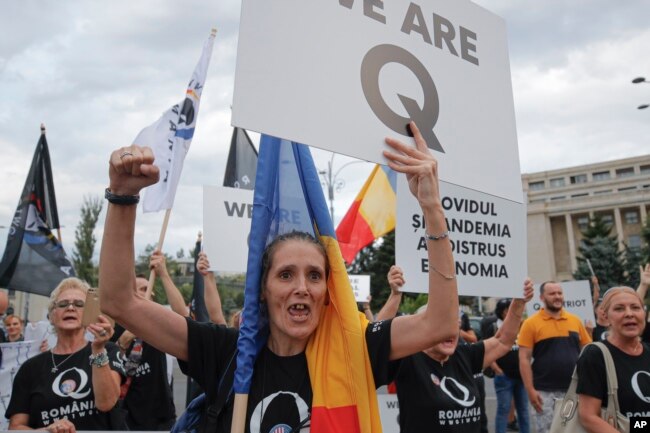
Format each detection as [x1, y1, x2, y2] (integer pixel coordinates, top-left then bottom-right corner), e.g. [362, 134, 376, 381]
[5, 277, 125, 433]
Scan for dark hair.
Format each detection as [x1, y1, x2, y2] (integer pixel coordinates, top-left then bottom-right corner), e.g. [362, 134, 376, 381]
[136, 273, 147, 280]
[539, 281, 556, 296]
[260, 231, 329, 293]
[495, 298, 512, 320]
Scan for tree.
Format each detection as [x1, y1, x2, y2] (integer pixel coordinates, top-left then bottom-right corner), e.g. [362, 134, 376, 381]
[623, 215, 650, 287]
[573, 215, 626, 293]
[72, 196, 103, 286]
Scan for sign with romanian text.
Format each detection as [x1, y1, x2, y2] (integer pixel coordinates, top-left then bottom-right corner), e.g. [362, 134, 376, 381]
[349, 274, 371, 303]
[233, 0, 522, 203]
[526, 280, 596, 325]
[396, 178, 527, 297]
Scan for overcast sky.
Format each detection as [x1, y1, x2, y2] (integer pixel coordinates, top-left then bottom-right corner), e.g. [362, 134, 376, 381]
[1, 1, 649, 264]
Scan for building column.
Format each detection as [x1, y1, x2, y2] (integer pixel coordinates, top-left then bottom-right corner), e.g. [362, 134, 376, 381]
[641, 204, 648, 224]
[613, 208, 624, 251]
[565, 214, 577, 273]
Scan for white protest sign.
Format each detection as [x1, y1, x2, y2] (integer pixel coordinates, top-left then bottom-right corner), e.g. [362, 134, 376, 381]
[349, 274, 371, 303]
[377, 394, 400, 433]
[0, 340, 43, 429]
[527, 280, 596, 324]
[203, 185, 254, 272]
[233, 0, 522, 203]
[396, 178, 526, 298]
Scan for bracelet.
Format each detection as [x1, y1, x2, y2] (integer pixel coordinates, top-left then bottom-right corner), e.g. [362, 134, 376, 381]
[104, 188, 140, 205]
[426, 231, 449, 241]
[430, 265, 455, 280]
[89, 349, 110, 368]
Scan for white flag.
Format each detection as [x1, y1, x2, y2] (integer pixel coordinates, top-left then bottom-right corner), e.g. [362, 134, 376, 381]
[141, 29, 216, 213]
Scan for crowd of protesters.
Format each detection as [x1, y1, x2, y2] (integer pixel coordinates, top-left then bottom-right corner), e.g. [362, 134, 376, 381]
[1, 122, 649, 433]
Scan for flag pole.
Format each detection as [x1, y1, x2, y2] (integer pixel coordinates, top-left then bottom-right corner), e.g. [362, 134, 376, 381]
[146, 208, 172, 298]
[40, 123, 63, 243]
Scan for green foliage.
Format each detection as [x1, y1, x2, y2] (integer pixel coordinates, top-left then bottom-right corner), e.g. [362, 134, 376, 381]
[348, 231, 395, 312]
[573, 215, 625, 292]
[623, 215, 650, 287]
[72, 196, 103, 286]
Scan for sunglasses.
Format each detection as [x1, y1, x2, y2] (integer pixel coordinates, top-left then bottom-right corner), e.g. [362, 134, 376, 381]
[55, 299, 85, 309]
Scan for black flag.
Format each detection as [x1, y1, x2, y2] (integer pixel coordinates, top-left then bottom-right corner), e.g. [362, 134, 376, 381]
[0, 128, 75, 296]
[222, 127, 258, 190]
[188, 233, 209, 322]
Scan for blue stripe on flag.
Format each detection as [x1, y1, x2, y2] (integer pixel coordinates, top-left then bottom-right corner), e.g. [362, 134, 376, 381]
[175, 128, 195, 139]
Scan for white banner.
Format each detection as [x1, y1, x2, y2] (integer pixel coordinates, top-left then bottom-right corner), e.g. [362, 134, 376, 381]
[396, 178, 527, 298]
[0, 340, 43, 430]
[526, 280, 596, 325]
[203, 185, 254, 272]
[349, 274, 371, 303]
[233, 0, 522, 203]
[142, 30, 216, 212]
[378, 394, 400, 433]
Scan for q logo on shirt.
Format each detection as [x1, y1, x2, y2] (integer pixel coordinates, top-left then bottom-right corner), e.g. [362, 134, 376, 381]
[631, 371, 650, 403]
[249, 391, 310, 433]
[52, 367, 91, 399]
[436, 375, 476, 408]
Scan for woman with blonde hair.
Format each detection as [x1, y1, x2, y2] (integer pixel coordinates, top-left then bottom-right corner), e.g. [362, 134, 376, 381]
[5, 277, 125, 432]
[4, 314, 25, 342]
[577, 286, 650, 432]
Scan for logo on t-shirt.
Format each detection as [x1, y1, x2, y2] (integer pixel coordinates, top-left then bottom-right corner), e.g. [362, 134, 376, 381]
[631, 371, 650, 404]
[431, 374, 476, 407]
[52, 367, 91, 399]
[249, 391, 310, 433]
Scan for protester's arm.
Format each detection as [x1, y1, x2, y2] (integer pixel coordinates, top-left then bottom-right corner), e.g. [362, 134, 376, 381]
[150, 250, 189, 316]
[375, 265, 404, 321]
[637, 263, 650, 300]
[519, 346, 543, 413]
[9, 414, 78, 433]
[591, 275, 600, 309]
[360, 301, 374, 321]
[197, 252, 227, 326]
[87, 315, 121, 412]
[99, 145, 189, 361]
[578, 394, 619, 433]
[482, 279, 533, 369]
[383, 122, 459, 360]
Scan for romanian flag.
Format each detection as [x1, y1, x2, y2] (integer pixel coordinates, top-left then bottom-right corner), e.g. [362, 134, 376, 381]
[233, 135, 381, 433]
[336, 165, 397, 264]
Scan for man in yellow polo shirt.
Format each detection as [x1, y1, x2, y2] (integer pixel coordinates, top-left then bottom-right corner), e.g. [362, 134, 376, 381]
[518, 281, 591, 433]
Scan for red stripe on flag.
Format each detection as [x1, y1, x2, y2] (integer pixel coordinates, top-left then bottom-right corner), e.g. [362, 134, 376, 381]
[311, 405, 361, 433]
[337, 215, 375, 264]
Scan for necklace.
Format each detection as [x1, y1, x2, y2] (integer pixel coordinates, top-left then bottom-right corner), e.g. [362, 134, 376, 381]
[50, 348, 77, 373]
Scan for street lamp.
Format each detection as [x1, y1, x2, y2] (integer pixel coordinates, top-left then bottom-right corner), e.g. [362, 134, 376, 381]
[632, 77, 649, 109]
[318, 153, 366, 223]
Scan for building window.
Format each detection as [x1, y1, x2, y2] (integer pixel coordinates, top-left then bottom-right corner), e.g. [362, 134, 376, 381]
[628, 235, 642, 250]
[571, 193, 588, 198]
[577, 216, 589, 230]
[641, 164, 650, 175]
[593, 171, 611, 181]
[570, 174, 587, 184]
[550, 177, 565, 187]
[618, 186, 636, 192]
[550, 196, 565, 201]
[600, 214, 613, 225]
[625, 211, 639, 224]
[594, 190, 612, 195]
[616, 167, 634, 178]
[529, 181, 545, 191]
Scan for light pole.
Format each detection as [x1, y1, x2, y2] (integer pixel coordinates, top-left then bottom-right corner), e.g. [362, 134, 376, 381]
[318, 154, 366, 223]
[632, 77, 649, 109]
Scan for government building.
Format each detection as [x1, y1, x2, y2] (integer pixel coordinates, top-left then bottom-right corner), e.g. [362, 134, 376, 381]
[524, 154, 650, 282]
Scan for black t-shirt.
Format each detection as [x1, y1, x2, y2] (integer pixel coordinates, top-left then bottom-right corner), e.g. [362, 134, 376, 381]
[592, 324, 609, 342]
[121, 340, 176, 430]
[576, 341, 650, 418]
[641, 323, 650, 344]
[390, 341, 485, 433]
[5, 342, 125, 430]
[181, 316, 393, 433]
